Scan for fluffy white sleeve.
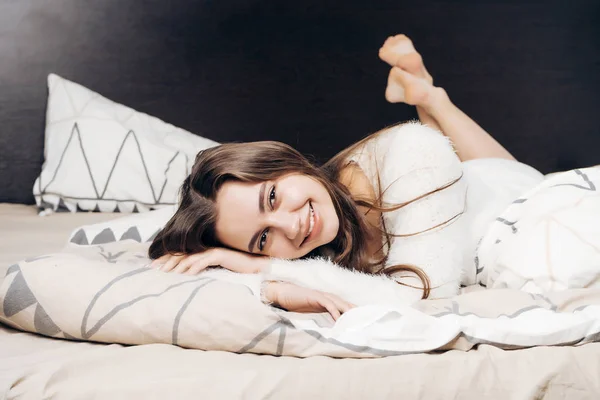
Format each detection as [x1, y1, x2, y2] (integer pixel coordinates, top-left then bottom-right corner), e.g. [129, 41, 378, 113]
[202, 257, 423, 307]
[263, 257, 424, 307]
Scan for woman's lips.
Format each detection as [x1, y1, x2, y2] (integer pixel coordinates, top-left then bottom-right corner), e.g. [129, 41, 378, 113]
[303, 202, 321, 246]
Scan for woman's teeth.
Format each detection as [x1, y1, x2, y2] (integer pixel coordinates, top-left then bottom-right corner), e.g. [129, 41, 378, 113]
[307, 204, 314, 238]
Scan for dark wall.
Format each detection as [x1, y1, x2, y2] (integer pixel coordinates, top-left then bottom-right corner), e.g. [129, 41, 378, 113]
[1, 0, 599, 204]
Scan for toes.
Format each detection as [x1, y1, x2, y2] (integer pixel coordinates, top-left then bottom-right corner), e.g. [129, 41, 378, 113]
[379, 34, 417, 67]
[385, 34, 413, 46]
[384, 34, 415, 53]
[380, 34, 434, 83]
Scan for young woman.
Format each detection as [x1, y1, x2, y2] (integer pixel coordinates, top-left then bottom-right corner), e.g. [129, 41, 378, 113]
[149, 35, 545, 319]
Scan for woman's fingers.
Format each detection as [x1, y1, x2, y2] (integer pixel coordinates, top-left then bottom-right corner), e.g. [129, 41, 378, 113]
[186, 261, 216, 275]
[184, 252, 221, 275]
[150, 254, 171, 268]
[173, 255, 206, 275]
[184, 263, 206, 275]
[184, 259, 214, 275]
[323, 301, 342, 321]
[149, 250, 220, 275]
[317, 296, 341, 321]
[324, 293, 355, 314]
[172, 257, 196, 274]
[160, 255, 185, 272]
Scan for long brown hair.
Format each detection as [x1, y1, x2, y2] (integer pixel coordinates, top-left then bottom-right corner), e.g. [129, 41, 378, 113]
[149, 124, 458, 298]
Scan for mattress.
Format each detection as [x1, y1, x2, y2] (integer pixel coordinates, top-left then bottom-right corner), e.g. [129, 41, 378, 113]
[2, 204, 600, 399]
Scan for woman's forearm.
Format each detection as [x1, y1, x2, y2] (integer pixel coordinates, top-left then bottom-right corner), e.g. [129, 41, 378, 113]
[423, 88, 516, 162]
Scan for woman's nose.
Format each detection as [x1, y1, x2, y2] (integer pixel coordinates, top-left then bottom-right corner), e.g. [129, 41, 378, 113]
[269, 211, 299, 241]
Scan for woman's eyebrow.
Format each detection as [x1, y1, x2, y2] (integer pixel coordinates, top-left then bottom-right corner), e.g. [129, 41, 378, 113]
[248, 182, 267, 252]
[258, 182, 266, 213]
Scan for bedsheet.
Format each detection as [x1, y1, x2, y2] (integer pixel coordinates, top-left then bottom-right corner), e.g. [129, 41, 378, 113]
[2, 322, 600, 399]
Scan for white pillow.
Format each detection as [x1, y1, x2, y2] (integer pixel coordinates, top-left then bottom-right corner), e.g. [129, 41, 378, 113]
[33, 74, 218, 213]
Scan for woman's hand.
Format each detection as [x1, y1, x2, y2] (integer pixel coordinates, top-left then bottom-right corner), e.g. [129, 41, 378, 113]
[151, 248, 268, 275]
[264, 282, 355, 321]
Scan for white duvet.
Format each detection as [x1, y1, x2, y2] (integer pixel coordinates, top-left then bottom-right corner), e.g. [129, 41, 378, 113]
[276, 165, 600, 351]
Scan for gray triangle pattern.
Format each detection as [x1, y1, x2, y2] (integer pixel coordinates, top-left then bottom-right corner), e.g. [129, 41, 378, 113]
[34, 303, 61, 336]
[5, 264, 20, 277]
[91, 228, 116, 244]
[3, 271, 38, 317]
[57, 198, 71, 212]
[120, 226, 142, 242]
[71, 229, 89, 245]
[236, 321, 289, 355]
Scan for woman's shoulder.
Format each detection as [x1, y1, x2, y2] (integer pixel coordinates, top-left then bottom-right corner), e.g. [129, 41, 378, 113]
[347, 121, 461, 192]
[348, 121, 455, 164]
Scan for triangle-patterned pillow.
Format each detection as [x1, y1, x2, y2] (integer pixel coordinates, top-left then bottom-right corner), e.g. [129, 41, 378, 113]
[33, 74, 218, 213]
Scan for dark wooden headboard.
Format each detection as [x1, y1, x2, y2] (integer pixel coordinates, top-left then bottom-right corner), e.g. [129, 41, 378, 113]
[1, 0, 599, 204]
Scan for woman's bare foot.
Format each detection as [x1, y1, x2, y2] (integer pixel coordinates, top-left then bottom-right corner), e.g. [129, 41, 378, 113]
[386, 67, 438, 106]
[379, 34, 433, 85]
[379, 34, 446, 133]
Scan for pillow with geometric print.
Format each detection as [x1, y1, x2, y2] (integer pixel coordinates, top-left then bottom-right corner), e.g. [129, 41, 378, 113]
[33, 74, 218, 214]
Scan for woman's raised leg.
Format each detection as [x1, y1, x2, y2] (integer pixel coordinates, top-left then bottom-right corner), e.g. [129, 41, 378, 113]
[380, 34, 515, 161]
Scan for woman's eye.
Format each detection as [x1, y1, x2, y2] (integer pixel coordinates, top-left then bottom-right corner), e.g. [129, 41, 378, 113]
[259, 230, 269, 251]
[268, 186, 276, 209]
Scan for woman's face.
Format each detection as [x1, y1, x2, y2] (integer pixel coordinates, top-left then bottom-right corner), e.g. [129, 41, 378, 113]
[214, 173, 340, 259]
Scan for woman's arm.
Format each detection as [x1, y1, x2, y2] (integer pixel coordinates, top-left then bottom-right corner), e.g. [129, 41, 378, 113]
[153, 247, 423, 307]
[264, 257, 423, 307]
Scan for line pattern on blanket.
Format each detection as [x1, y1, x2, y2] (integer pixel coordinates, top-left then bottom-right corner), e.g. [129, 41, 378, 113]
[172, 279, 215, 346]
[81, 267, 213, 340]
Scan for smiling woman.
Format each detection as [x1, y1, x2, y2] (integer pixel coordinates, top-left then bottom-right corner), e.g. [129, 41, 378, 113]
[148, 139, 386, 319]
[148, 34, 555, 319]
[149, 140, 372, 273]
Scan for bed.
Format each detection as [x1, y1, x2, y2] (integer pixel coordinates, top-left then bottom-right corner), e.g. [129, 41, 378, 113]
[2, 204, 600, 399]
[2, 1, 600, 399]
[3, 204, 600, 399]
